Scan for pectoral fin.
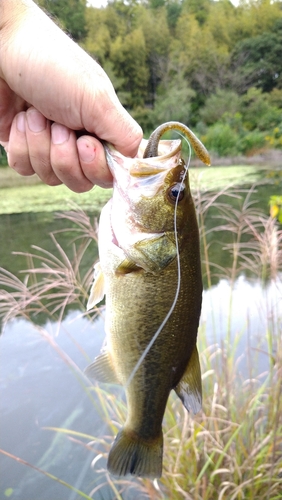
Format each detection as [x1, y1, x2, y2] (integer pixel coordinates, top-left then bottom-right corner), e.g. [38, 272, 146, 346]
[115, 235, 177, 274]
[116, 257, 141, 275]
[87, 262, 105, 310]
[84, 352, 120, 385]
[135, 235, 177, 272]
[174, 345, 202, 414]
[123, 234, 177, 273]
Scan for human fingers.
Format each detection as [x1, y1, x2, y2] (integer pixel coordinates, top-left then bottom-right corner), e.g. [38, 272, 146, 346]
[7, 112, 34, 175]
[0, 78, 26, 144]
[50, 124, 111, 192]
[7, 109, 62, 185]
[25, 107, 61, 186]
[76, 136, 113, 188]
[0, 1, 143, 158]
[27, 109, 111, 188]
[8, 110, 111, 191]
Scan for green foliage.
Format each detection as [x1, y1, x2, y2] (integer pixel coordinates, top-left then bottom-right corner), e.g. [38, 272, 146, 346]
[136, 7, 170, 91]
[1, 184, 281, 498]
[268, 88, 282, 109]
[152, 75, 196, 125]
[0, 146, 7, 167]
[239, 129, 266, 154]
[36, 0, 282, 157]
[202, 123, 239, 157]
[265, 126, 282, 149]
[38, 0, 87, 41]
[110, 28, 149, 108]
[231, 19, 282, 93]
[240, 87, 282, 131]
[0, 168, 111, 214]
[130, 106, 155, 135]
[82, 8, 111, 63]
[269, 195, 282, 223]
[165, 0, 182, 30]
[182, 0, 212, 25]
[199, 89, 241, 126]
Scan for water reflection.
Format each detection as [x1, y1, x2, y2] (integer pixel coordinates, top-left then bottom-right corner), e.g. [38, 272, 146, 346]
[0, 181, 281, 497]
[201, 275, 282, 376]
[0, 313, 109, 499]
[0, 211, 99, 280]
[0, 276, 281, 499]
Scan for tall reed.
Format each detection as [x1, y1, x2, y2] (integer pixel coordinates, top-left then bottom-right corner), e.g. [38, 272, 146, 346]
[0, 184, 281, 499]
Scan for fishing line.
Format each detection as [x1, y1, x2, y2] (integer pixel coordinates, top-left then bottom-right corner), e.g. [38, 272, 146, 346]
[125, 135, 192, 390]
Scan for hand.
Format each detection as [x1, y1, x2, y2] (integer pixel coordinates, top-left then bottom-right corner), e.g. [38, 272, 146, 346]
[0, 0, 142, 192]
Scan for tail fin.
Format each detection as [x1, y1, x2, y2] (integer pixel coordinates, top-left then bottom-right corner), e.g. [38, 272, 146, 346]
[107, 428, 163, 478]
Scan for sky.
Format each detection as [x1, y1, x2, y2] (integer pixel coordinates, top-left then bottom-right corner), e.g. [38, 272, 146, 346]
[87, 0, 108, 7]
[87, 0, 240, 9]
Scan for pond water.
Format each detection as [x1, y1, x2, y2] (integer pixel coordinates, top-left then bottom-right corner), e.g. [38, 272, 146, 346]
[0, 200, 281, 499]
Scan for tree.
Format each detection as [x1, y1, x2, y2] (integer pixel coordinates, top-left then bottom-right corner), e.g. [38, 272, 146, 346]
[181, 0, 212, 25]
[152, 74, 196, 125]
[199, 89, 241, 126]
[37, 0, 87, 41]
[173, 13, 230, 96]
[110, 29, 149, 108]
[165, 0, 182, 31]
[135, 6, 171, 106]
[240, 87, 282, 131]
[205, 0, 235, 49]
[83, 7, 112, 63]
[231, 19, 282, 93]
[231, 0, 282, 43]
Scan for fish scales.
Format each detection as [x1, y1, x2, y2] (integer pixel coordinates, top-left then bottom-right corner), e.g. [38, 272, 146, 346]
[86, 122, 210, 478]
[107, 240, 202, 432]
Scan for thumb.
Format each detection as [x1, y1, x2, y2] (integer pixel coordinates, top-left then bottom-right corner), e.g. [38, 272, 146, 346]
[0, 1, 142, 158]
[82, 84, 143, 158]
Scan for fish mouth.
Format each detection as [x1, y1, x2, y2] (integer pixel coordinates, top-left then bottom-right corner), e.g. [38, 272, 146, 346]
[105, 139, 181, 175]
[105, 139, 183, 199]
[130, 139, 181, 176]
[136, 139, 182, 161]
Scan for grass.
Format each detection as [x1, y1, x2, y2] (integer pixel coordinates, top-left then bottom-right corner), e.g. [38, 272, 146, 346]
[0, 180, 281, 498]
[0, 164, 276, 214]
[0, 167, 111, 214]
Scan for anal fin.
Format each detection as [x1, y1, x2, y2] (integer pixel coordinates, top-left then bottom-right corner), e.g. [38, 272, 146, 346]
[85, 352, 120, 385]
[174, 345, 202, 414]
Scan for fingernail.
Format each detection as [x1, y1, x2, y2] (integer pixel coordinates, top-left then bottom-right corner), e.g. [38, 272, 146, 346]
[77, 138, 96, 163]
[51, 123, 70, 144]
[16, 113, 25, 133]
[27, 109, 46, 132]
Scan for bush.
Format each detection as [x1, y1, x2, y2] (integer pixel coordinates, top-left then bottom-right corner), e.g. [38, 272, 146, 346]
[240, 87, 282, 131]
[130, 106, 155, 136]
[239, 129, 267, 154]
[202, 123, 239, 156]
[265, 125, 282, 149]
[200, 89, 241, 126]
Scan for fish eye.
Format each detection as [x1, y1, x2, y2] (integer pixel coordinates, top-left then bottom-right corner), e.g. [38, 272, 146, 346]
[167, 183, 185, 203]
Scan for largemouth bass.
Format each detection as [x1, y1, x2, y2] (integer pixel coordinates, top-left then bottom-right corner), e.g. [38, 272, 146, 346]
[86, 121, 210, 478]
